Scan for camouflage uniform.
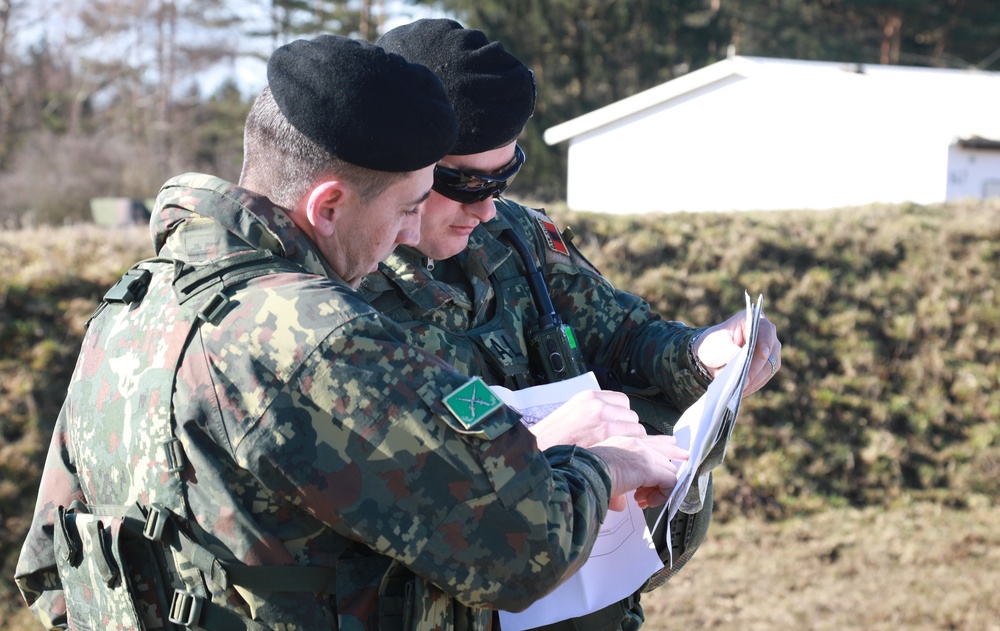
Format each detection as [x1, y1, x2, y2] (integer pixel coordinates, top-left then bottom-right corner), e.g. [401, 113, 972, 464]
[15, 174, 615, 631]
[360, 198, 722, 630]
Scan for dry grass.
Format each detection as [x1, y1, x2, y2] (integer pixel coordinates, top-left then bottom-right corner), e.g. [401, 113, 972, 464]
[3, 209, 999, 629]
[640, 503, 1000, 631]
[5, 503, 998, 630]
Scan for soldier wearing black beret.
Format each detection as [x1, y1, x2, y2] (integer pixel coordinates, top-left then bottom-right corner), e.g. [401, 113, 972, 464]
[367, 18, 784, 631]
[17, 30, 694, 631]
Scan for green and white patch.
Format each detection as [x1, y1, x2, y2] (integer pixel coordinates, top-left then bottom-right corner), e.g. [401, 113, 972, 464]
[443, 377, 503, 430]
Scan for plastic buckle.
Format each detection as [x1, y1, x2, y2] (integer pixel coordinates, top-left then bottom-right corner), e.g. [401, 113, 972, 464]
[168, 590, 204, 626]
[197, 290, 231, 324]
[142, 504, 169, 542]
[164, 437, 185, 474]
[104, 269, 152, 305]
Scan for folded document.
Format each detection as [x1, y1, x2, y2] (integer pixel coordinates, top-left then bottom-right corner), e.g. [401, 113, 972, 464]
[496, 292, 763, 629]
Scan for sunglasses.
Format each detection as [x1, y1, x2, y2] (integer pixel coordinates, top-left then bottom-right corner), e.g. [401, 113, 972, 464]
[432, 145, 525, 204]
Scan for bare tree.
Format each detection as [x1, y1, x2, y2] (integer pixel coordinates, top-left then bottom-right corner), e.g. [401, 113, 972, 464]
[0, 0, 17, 169]
[64, 0, 240, 176]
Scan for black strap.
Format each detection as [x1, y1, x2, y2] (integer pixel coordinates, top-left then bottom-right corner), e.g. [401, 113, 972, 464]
[109, 503, 341, 595]
[172, 249, 307, 303]
[500, 228, 560, 330]
[169, 589, 274, 631]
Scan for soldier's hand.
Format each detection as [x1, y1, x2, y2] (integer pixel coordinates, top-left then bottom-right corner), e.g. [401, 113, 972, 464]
[587, 434, 688, 511]
[693, 310, 782, 396]
[530, 390, 645, 451]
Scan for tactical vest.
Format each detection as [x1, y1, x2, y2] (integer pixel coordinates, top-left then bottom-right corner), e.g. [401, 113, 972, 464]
[366, 230, 541, 391]
[54, 250, 487, 631]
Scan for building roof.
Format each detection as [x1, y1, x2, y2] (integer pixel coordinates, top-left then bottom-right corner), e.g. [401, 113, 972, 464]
[543, 55, 1000, 146]
[958, 136, 1000, 150]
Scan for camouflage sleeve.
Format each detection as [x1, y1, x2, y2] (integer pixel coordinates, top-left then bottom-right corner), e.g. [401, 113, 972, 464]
[14, 403, 86, 630]
[499, 200, 710, 411]
[233, 310, 612, 612]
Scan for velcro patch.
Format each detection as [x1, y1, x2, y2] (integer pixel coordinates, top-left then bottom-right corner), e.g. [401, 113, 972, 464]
[443, 377, 503, 430]
[536, 216, 569, 256]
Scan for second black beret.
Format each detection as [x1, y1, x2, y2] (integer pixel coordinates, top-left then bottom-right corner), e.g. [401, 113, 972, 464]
[377, 19, 536, 156]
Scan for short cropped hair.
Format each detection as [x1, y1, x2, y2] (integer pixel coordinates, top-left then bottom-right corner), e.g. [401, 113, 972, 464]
[239, 86, 409, 208]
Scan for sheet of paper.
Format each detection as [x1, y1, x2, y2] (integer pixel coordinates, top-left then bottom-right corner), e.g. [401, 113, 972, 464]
[493, 373, 664, 631]
[651, 292, 763, 565]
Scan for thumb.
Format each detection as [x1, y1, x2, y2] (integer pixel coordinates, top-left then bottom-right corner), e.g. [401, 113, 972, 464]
[699, 338, 741, 371]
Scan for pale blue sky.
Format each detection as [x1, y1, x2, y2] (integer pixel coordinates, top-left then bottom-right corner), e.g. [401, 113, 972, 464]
[8, 0, 452, 98]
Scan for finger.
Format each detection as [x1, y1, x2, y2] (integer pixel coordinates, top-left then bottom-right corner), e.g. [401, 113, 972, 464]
[634, 479, 674, 509]
[749, 356, 779, 394]
[608, 495, 628, 512]
[742, 361, 770, 396]
[579, 391, 638, 422]
[646, 433, 684, 454]
[663, 446, 687, 464]
[607, 421, 649, 438]
[590, 390, 633, 407]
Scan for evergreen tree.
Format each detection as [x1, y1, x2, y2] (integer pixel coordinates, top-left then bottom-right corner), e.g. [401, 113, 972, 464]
[410, 0, 732, 200]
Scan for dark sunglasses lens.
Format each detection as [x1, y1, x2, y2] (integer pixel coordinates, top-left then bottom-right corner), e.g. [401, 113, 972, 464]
[432, 177, 507, 203]
[432, 146, 524, 204]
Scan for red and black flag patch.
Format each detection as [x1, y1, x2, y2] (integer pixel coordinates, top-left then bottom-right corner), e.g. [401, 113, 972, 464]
[535, 216, 569, 255]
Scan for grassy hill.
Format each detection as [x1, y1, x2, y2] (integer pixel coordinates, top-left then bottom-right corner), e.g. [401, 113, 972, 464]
[547, 200, 1000, 519]
[2, 200, 999, 627]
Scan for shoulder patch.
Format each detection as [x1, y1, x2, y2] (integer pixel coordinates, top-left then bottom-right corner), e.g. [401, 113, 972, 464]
[535, 216, 570, 256]
[443, 377, 503, 430]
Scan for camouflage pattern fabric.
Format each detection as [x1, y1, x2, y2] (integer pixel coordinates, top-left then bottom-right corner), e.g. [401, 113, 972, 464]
[52, 509, 147, 630]
[16, 173, 614, 630]
[361, 198, 711, 405]
[359, 197, 727, 622]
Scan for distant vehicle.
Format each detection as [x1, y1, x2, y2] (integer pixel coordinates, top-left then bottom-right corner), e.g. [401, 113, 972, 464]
[90, 197, 152, 226]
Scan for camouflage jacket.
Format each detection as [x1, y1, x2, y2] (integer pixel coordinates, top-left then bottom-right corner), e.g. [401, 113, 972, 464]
[359, 199, 721, 601]
[360, 198, 711, 414]
[15, 174, 613, 630]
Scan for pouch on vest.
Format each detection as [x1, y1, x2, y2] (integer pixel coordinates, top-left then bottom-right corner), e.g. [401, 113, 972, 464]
[53, 504, 164, 630]
[378, 561, 491, 631]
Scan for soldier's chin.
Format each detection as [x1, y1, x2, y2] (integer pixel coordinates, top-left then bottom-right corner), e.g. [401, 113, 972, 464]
[441, 236, 470, 259]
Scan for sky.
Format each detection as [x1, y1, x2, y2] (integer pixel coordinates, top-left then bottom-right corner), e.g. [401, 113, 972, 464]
[201, 2, 453, 96]
[8, 0, 452, 99]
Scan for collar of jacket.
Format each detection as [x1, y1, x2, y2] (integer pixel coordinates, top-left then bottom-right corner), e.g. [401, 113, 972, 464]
[372, 210, 516, 302]
[151, 173, 340, 281]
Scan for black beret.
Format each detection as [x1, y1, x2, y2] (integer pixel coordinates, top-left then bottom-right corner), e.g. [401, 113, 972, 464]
[267, 35, 457, 172]
[377, 19, 536, 155]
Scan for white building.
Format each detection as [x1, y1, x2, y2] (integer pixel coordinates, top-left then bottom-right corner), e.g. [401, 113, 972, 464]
[543, 56, 1000, 213]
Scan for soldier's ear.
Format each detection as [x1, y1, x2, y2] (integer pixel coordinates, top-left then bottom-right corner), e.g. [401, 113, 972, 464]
[305, 180, 348, 237]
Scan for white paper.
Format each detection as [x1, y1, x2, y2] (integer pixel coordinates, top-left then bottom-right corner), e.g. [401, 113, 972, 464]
[493, 373, 664, 631]
[651, 292, 763, 565]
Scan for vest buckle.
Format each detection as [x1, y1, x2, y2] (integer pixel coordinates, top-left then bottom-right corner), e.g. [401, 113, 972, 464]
[143, 504, 169, 542]
[168, 589, 204, 626]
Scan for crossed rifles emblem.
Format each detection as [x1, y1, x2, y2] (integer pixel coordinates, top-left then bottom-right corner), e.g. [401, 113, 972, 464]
[443, 377, 503, 430]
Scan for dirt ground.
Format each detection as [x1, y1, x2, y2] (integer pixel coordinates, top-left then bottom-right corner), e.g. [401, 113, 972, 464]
[5, 503, 998, 630]
[639, 502, 1000, 631]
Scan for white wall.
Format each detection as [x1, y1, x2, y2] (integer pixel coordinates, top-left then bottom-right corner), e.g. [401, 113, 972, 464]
[564, 67, 995, 214]
[946, 146, 1000, 201]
